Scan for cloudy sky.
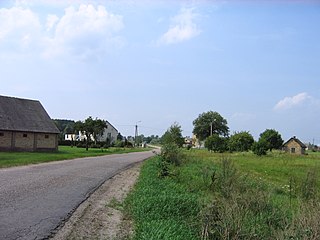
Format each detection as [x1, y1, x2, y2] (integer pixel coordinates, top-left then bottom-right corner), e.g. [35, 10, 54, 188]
[1, 0, 320, 143]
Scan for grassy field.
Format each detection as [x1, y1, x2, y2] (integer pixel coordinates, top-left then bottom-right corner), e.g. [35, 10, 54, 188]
[126, 149, 320, 239]
[0, 146, 151, 168]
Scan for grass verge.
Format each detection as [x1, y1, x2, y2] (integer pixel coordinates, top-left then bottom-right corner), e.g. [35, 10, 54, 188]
[125, 149, 320, 239]
[125, 156, 201, 240]
[0, 146, 152, 168]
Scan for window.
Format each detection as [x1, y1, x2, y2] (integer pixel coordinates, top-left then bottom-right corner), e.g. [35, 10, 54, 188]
[45, 135, 49, 139]
[23, 134, 28, 138]
[0, 132, 4, 137]
[291, 148, 295, 153]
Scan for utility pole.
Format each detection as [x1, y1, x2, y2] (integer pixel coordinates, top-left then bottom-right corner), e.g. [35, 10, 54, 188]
[134, 121, 141, 147]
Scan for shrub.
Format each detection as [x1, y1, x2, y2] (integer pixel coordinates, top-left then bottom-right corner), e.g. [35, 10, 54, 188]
[252, 140, 268, 156]
[205, 134, 228, 153]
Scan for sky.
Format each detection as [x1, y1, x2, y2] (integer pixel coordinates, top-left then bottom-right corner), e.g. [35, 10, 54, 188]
[1, 0, 320, 144]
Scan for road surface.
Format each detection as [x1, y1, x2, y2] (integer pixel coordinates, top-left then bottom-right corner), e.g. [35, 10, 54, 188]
[0, 150, 155, 240]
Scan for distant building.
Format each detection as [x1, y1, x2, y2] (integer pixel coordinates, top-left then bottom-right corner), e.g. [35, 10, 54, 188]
[96, 120, 118, 143]
[283, 136, 307, 155]
[0, 95, 60, 152]
[65, 120, 118, 144]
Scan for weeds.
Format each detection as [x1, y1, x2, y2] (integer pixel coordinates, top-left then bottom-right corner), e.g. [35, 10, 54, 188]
[301, 169, 318, 201]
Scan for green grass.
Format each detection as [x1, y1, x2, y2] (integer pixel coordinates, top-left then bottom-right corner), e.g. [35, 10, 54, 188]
[0, 146, 152, 168]
[125, 156, 201, 240]
[125, 149, 320, 239]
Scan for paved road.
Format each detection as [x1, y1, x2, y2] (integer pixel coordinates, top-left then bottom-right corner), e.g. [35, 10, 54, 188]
[0, 151, 155, 240]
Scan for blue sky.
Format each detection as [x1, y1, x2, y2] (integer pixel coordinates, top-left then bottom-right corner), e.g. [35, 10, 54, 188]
[1, 0, 320, 143]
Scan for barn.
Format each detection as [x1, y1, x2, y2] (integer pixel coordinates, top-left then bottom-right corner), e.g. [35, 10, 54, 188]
[0, 95, 60, 152]
[283, 136, 307, 155]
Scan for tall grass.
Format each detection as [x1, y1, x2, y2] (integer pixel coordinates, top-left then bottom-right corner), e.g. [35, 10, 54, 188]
[126, 149, 320, 239]
[125, 156, 201, 240]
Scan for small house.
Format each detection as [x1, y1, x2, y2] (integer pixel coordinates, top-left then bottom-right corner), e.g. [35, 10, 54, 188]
[0, 95, 60, 152]
[283, 136, 307, 155]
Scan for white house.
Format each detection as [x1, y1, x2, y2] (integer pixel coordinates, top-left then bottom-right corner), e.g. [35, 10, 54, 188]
[96, 120, 118, 143]
[64, 120, 118, 144]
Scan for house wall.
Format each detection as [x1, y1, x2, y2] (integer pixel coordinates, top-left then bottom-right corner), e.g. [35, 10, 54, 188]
[15, 132, 35, 150]
[0, 131, 58, 152]
[285, 140, 304, 154]
[0, 131, 12, 149]
[36, 133, 58, 151]
[96, 126, 118, 143]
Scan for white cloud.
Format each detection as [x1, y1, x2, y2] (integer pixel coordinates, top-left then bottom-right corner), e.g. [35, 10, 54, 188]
[0, 4, 125, 60]
[274, 92, 311, 110]
[158, 8, 201, 45]
[0, 6, 41, 51]
[46, 14, 59, 32]
[43, 4, 125, 59]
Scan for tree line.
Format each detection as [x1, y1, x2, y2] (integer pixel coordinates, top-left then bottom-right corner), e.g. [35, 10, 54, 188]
[161, 110, 284, 156]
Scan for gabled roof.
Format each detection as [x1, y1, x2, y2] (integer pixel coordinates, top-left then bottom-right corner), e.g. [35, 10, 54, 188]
[283, 136, 306, 148]
[0, 95, 60, 134]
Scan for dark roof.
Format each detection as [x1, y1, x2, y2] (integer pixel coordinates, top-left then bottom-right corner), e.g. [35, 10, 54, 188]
[283, 136, 307, 148]
[0, 95, 60, 134]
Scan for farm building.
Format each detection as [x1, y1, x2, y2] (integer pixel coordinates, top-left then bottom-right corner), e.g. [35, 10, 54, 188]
[283, 136, 307, 155]
[65, 120, 118, 144]
[0, 95, 60, 152]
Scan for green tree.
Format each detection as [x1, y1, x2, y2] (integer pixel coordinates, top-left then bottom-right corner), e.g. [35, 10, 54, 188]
[53, 119, 75, 141]
[228, 131, 254, 152]
[161, 122, 184, 147]
[117, 132, 124, 141]
[205, 134, 228, 153]
[252, 139, 268, 156]
[259, 129, 283, 151]
[193, 111, 229, 141]
[74, 117, 107, 151]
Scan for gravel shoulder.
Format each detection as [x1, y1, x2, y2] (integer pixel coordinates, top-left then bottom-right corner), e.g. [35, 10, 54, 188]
[52, 162, 141, 240]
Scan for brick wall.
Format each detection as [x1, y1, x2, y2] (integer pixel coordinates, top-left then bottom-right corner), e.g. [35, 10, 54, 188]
[36, 133, 57, 150]
[15, 132, 35, 150]
[0, 131, 12, 149]
[0, 131, 58, 151]
[285, 140, 304, 154]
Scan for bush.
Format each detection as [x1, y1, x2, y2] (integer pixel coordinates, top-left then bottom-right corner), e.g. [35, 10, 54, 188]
[158, 143, 184, 177]
[205, 134, 228, 153]
[252, 140, 268, 156]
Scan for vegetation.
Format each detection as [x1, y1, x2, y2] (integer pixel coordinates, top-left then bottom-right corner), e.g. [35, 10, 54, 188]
[161, 122, 184, 147]
[126, 147, 320, 239]
[192, 111, 229, 141]
[125, 156, 201, 240]
[74, 116, 107, 151]
[204, 134, 228, 153]
[259, 129, 284, 151]
[53, 119, 75, 141]
[0, 146, 151, 168]
[228, 131, 254, 152]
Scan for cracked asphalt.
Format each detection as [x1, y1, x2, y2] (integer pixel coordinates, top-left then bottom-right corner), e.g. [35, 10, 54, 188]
[0, 150, 155, 240]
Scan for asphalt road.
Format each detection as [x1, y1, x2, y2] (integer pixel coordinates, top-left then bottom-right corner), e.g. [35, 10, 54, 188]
[0, 150, 155, 240]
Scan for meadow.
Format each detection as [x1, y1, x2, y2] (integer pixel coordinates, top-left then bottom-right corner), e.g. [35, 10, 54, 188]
[125, 149, 320, 239]
[0, 146, 151, 168]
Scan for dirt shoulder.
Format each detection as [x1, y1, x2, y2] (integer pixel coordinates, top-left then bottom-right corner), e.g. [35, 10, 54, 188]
[52, 163, 141, 240]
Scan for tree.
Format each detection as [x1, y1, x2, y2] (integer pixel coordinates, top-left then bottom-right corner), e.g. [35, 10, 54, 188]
[193, 111, 229, 141]
[252, 139, 268, 156]
[205, 134, 228, 153]
[228, 131, 254, 152]
[74, 117, 107, 151]
[53, 119, 75, 141]
[161, 122, 184, 147]
[117, 132, 124, 141]
[259, 129, 283, 151]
